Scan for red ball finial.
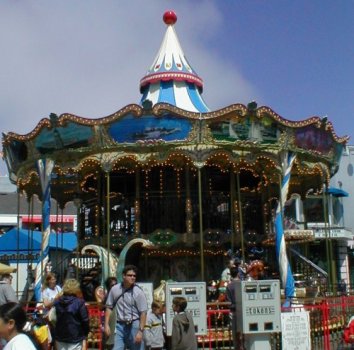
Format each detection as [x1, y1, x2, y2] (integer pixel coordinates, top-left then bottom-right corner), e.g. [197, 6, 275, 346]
[163, 11, 177, 25]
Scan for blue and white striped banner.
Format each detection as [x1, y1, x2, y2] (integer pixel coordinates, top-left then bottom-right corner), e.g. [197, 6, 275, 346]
[34, 158, 54, 301]
[275, 152, 296, 299]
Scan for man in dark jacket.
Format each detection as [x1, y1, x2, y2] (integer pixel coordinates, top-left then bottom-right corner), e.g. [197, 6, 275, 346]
[53, 278, 89, 349]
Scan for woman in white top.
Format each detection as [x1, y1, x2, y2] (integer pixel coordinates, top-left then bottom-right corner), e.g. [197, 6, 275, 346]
[41, 272, 62, 349]
[41, 273, 62, 309]
[0, 302, 36, 350]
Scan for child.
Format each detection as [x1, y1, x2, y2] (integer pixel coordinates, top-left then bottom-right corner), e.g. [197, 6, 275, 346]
[144, 301, 164, 350]
[171, 297, 197, 350]
[0, 302, 37, 350]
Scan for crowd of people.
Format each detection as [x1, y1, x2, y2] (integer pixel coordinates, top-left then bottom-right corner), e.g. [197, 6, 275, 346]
[0, 265, 198, 350]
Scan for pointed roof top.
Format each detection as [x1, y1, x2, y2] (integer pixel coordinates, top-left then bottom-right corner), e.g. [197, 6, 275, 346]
[140, 11, 209, 112]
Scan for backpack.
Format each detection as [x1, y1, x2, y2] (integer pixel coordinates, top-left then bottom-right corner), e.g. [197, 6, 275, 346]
[24, 330, 42, 350]
[111, 284, 144, 309]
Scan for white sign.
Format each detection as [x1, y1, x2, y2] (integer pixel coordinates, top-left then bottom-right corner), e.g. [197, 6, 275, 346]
[281, 311, 311, 350]
[313, 228, 353, 239]
[137, 282, 153, 311]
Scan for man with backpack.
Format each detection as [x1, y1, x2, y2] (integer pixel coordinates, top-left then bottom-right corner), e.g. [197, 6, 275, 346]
[104, 265, 147, 350]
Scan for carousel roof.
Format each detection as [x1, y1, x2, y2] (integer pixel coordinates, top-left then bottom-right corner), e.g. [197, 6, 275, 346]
[140, 11, 209, 113]
[1, 11, 349, 202]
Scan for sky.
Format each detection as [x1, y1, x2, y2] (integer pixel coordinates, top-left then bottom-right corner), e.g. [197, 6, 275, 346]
[1, 0, 353, 174]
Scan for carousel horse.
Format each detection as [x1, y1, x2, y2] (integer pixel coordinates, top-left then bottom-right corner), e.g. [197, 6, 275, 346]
[81, 245, 119, 288]
[153, 280, 166, 303]
[81, 238, 154, 295]
[115, 238, 154, 282]
[245, 259, 265, 280]
[217, 280, 229, 302]
[207, 280, 219, 302]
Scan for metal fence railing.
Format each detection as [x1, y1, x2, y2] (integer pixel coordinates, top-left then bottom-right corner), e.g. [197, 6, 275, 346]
[24, 296, 354, 350]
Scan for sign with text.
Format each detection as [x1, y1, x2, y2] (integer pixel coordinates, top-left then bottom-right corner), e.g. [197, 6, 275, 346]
[281, 311, 311, 350]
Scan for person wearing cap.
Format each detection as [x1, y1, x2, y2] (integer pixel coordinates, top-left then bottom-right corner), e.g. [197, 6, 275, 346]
[0, 274, 18, 306]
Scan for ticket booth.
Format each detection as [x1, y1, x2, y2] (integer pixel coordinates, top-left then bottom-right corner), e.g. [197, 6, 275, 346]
[235, 280, 281, 350]
[165, 282, 207, 336]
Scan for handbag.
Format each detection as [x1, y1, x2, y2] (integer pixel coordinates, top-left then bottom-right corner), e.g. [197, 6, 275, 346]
[47, 307, 57, 325]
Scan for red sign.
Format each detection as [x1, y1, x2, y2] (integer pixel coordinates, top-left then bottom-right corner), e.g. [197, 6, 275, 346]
[21, 215, 75, 224]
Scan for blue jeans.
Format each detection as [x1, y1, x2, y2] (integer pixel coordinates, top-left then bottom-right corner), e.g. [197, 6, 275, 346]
[113, 319, 144, 350]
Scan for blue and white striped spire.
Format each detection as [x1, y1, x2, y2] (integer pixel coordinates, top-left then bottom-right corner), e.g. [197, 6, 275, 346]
[275, 152, 296, 299]
[34, 158, 54, 301]
[140, 11, 209, 113]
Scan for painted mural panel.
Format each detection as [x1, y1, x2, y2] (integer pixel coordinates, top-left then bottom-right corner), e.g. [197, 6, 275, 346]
[209, 117, 279, 143]
[295, 126, 334, 154]
[108, 113, 192, 143]
[35, 122, 94, 154]
[6, 140, 28, 169]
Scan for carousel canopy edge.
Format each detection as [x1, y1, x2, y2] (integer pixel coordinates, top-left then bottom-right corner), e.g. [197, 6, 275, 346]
[2, 103, 347, 178]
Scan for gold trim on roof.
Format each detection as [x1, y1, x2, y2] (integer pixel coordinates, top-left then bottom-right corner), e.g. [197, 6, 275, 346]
[3, 103, 348, 145]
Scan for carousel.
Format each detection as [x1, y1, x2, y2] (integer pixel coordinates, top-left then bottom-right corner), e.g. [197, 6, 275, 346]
[2, 11, 348, 298]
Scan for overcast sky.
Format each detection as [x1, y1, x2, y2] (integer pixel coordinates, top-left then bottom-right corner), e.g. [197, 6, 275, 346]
[1, 1, 353, 174]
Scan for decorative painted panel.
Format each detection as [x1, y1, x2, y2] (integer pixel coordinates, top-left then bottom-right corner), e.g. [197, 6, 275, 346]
[35, 122, 94, 154]
[295, 125, 334, 154]
[209, 117, 279, 144]
[108, 113, 192, 143]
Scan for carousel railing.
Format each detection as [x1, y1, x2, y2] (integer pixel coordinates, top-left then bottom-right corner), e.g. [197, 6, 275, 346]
[203, 296, 354, 350]
[23, 296, 354, 350]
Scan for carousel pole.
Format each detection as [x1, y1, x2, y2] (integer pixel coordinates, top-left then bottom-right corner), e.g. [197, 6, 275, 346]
[135, 167, 141, 236]
[106, 170, 111, 277]
[55, 200, 59, 274]
[322, 183, 333, 292]
[236, 172, 245, 264]
[275, 152, 296, 300]
[30, 197, 34, 254]
[230, 171, 235, 252]
[60, 205, 64, 279]
[135, 166, 146, 275]
[98, 172, 103, 246]
[73, 199, 82, 279]
[197, 167, 205, 281]
[30, 195, 34, 284]
[27, 196, 31, 267]
[34, 158, 54, 301]
[185, 166, 192, 238]
[25, 193, 34, 301]
[16, 188, 20, 295]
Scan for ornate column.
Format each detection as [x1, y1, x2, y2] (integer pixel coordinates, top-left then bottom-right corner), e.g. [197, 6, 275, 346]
[197, 166, 204, 281]
[102, 160, 112, 277]
[185, 166, 193, 241]
[73, 197, 82, 278]
[230, 171, 236, 251]
[135, 167, 141, 236]
[236, 172, 245, 263]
